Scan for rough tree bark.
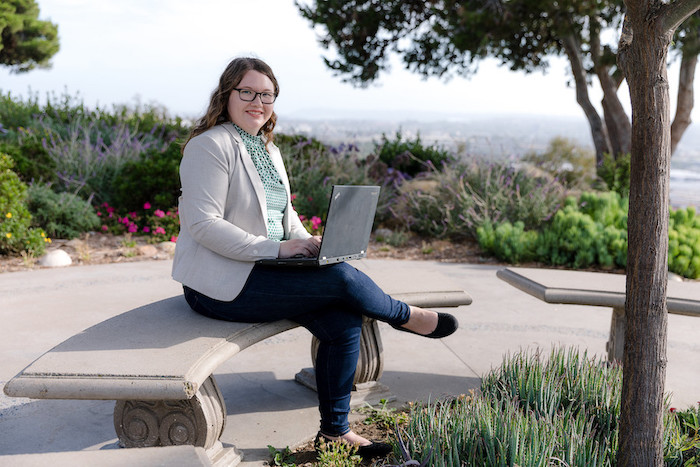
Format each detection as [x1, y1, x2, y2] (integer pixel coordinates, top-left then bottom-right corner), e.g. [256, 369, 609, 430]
[616, 1, 700, 464]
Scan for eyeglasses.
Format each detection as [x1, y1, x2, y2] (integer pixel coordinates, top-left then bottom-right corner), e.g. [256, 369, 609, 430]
[233, 88, 277, 104]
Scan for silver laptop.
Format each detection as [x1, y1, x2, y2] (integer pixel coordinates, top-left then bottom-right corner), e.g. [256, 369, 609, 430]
[256, 185, 380, 267]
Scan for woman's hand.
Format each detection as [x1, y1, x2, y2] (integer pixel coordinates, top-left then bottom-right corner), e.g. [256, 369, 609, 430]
[278, 236, 322, 258]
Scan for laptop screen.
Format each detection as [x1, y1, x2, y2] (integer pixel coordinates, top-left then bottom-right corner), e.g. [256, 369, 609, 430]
[317, 185, 380, 262]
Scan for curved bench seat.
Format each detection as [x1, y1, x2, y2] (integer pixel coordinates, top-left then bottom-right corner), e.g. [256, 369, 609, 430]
[3, 289, 471, 466]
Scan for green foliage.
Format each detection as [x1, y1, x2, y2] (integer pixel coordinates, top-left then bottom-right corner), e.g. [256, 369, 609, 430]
[0, 0, 60, 73]
[0, 138, 55, 183]
[0, 91, 43, 136]
[27, 183, 100, 239]
[479, 191, 629, 269]
[477, 221, 538, 263]
[315, 438, 362, 466]
[522, 137, 597, 189]
[393, 158, 566, 240]
[374, 131, 453, 177]
[112, 140, 183, 212]
[597, 152, 631, 198]
[358, 398, 408, 431]
[668, 206, 700, 279]
[393, 347, 699, 466]
[478, 190, 700, 278]
[267, 445, 296, 467]
[0, 153, 47, 255]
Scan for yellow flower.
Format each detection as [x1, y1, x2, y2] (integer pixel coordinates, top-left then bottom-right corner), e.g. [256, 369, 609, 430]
[44, 237, 52, 243]
[5, 212, 11, 219]
[5, 233, 11, 239]
[41, 231, 46, 237]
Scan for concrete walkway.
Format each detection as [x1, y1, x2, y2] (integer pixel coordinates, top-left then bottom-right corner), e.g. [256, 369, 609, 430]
[1, 259, 698, 465]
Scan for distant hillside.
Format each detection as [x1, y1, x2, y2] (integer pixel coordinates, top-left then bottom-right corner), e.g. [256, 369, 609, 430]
[276, 113, 700, 169]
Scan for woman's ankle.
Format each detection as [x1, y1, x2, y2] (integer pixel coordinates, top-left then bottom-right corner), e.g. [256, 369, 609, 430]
[402, 306, 438, 335]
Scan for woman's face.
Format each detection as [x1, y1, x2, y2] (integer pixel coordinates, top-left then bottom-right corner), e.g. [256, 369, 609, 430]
[227, 70, 275, 135]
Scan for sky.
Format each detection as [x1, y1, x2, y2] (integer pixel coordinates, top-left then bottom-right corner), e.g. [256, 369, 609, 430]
[0, 0, 694, 123]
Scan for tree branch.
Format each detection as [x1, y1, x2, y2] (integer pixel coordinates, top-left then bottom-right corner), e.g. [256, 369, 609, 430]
[662, 0, 700, 33]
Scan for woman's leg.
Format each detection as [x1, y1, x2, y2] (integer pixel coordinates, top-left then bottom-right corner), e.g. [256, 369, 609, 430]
[183, 263, 410, 438]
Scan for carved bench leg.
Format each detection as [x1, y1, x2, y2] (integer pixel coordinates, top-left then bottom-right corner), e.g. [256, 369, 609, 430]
[295, 316, 394, 405]
[114, 375, 242, 466]
[606, 306, 626, 363]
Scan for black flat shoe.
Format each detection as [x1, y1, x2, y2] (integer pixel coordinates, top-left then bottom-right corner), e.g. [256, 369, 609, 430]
[314, 432, 392, 459]
[391, 312, 459, 339]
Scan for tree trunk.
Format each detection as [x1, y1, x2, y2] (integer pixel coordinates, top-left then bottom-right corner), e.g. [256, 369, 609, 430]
[599, 68, 632, 156]
[671, 52, 698, 154]
[617, 13, 671, 466]
[562, 34, 612, 165]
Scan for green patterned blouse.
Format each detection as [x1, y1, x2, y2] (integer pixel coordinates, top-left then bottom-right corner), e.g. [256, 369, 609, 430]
[233, 124, 286, 241]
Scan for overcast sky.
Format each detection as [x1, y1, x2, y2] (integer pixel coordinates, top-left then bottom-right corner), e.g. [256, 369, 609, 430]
[1, 0, 694, 122]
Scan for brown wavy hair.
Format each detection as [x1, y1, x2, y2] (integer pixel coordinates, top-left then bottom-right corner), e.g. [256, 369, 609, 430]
[184, 57, 279, 150]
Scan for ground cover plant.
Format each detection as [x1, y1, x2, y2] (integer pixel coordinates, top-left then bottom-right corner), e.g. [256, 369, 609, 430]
[392, 347, 699, 466]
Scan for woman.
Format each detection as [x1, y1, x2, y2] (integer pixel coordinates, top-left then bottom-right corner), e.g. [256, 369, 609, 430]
[172, 56, 458, 458]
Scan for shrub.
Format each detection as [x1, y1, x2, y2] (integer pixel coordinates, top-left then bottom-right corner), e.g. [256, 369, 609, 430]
[374, 131, 453, 177]
[392, 347, 699, 466]
[0, 153, 48, 256]
[27, 183, 100, 239]
[522, 136, 597, 190]
[597, 152, 631, 197]
[669, 206, 700, 279]
[480, 192, 629, 269]
[0, 138, 55, 184]
[479, 191, 700, 278]
[277, 134, 377, 227]
[393, 158, 567, 240]
[40, 116, 170, 203]
[112, 140, 183, 212]
[97, 202, 179, 243]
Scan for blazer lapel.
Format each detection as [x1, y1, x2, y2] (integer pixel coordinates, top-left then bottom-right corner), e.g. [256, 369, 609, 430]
[222, 123, 268, 225]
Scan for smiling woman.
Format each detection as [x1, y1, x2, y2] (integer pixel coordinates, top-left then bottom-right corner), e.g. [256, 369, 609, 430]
[170, 56, 459, 460]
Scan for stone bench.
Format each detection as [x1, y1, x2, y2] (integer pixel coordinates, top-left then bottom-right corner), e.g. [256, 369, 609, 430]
[0, 445, 212, 467]
[3, 290, 471, 466]
[497, 267, 700, 361]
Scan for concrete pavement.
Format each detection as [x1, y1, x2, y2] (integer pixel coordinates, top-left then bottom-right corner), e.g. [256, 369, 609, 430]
[1, 259, 698, 465]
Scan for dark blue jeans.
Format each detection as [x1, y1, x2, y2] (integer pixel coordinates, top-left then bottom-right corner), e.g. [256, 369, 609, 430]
[183, 262, 410, 436]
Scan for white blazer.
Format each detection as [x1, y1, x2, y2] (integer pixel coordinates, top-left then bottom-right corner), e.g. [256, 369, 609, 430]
[172, 123, 311, 301]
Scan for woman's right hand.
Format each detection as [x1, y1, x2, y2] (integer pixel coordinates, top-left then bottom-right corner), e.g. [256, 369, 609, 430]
[278, 236, 321, 258]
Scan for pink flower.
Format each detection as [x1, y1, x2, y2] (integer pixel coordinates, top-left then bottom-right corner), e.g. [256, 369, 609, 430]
[106, 206, 115, 213]
[101, 225, 108, 232]
[128, 223, 138, 233]
[143, 202, 151, 210]
[291, 194, 297, 201]
[154, 227, 166, 235]
[299, 215, 306, 222]
[170, 235, 178, 243]
[96, 211, 102, 217]
[311, 216, 322, 230]
[143, 226, 151, 233]
[307, 196, 313, 202]
[154, 209, 165, 218]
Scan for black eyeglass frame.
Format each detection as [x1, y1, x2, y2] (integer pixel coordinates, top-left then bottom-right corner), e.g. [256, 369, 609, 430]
[232, 88, 277, 104]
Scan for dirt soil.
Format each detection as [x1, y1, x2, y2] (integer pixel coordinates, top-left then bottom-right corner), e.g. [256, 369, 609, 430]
[0, 232, 503, 274]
